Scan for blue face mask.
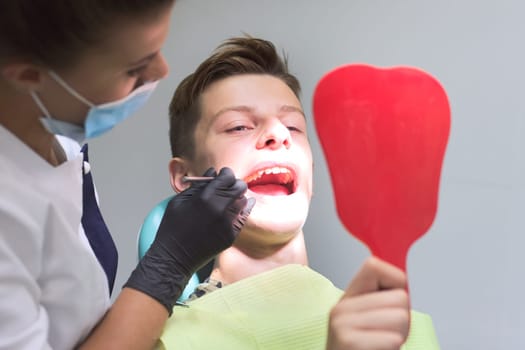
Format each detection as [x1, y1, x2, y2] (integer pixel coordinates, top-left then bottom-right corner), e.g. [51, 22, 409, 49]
[31, 71, 158, 144]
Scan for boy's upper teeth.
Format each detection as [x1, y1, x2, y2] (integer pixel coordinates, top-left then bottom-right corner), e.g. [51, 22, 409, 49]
[265, 167, 287, 174]
[246, 167, 290, 182]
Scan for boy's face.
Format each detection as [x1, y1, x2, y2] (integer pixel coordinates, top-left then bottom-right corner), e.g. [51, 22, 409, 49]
[171, 74, 313, 243]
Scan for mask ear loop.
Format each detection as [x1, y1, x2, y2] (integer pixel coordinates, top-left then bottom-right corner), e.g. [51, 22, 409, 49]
[48, 71, 95, 107]
[31, 90, 68, 137]
[30, 90, 52, 118]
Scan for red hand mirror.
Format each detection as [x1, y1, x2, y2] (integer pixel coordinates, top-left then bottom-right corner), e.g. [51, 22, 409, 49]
[312, 64, 450, 272]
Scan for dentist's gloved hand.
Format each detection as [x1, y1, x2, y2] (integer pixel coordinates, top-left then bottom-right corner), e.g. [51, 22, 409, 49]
[124, 167, 255, 313]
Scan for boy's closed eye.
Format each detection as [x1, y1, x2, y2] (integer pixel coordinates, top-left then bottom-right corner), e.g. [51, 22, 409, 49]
[226, 124, 254, 133]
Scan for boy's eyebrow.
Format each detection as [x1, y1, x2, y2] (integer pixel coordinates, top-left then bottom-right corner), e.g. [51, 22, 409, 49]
[212, 106, 253, 119]
[212, 105, 305, 120]
[280, 105, 305, 117]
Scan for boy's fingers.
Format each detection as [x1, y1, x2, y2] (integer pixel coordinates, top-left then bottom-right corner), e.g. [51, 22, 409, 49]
[335, 289, 408, 313]
[343, 256, 407, 298]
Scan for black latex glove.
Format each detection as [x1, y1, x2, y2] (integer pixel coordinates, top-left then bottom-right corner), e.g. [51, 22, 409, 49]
[124, 167, 255, 313]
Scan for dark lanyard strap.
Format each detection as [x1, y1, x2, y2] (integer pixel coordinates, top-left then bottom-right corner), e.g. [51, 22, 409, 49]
[80, 144, 118, 295]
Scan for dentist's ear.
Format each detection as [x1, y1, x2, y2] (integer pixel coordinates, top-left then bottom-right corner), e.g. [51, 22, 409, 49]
[168, 157, 191, 193]
[1, 63, 45, 92]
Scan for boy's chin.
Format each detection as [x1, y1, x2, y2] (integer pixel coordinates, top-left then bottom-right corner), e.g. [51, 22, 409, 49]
[247, 205, 308, 234]
[248, 190, 310, 209]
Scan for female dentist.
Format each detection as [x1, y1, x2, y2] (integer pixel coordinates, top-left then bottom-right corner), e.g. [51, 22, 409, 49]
[0, 1, 251, 349]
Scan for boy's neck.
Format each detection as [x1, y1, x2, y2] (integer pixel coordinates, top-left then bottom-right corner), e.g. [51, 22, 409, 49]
[210, 231, 308, 285]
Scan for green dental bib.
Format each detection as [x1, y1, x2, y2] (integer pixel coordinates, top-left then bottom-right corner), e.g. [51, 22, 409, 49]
[159, 264, 439, 349]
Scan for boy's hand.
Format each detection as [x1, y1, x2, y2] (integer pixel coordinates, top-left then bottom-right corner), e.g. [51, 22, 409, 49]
[326, 257, 410, 350]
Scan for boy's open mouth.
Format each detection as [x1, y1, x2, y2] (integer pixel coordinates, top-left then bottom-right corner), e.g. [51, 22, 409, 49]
[244, 166, 296, 196]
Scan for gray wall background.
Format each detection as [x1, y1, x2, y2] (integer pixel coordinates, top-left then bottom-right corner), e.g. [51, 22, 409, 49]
[90, 1, 525, 348]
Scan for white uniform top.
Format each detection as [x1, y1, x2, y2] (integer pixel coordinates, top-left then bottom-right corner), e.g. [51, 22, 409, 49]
[0, 125, 110, 350]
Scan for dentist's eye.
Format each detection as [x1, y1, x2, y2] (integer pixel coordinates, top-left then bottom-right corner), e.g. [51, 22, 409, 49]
[127, 65, 147, 77]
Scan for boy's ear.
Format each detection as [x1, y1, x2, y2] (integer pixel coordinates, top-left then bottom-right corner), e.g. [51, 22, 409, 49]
[1, 62, 46, 92]
[169, 157, 192, 193]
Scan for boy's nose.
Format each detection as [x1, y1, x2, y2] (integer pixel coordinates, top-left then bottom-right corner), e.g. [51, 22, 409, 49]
[257, 122, 291, 150]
